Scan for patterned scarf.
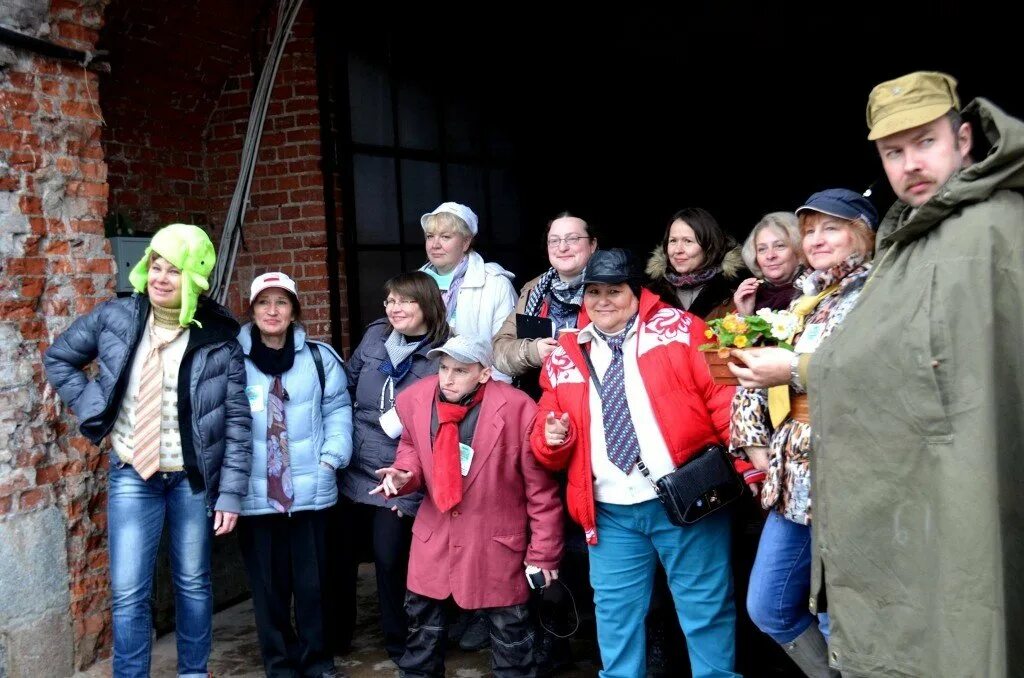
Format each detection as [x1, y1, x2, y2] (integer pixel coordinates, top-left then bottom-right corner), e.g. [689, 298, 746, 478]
[266, 376, 293, 513]
[424, 256, 470, 322]
[799, 254, 866, 296]
[525, 268, 586, 316]
[432, 382, 487, 513]
[768, 254, 868, 428]
[665, 265, 721, 288]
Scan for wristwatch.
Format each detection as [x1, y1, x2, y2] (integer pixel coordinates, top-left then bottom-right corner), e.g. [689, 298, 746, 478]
[789, 352, 802, 389]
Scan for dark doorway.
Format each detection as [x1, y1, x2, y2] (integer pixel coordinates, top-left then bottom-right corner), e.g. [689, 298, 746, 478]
[328, 3, 1021, 337]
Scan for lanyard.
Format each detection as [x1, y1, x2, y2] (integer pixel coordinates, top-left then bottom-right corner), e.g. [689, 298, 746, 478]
[378, 376, 395, 413]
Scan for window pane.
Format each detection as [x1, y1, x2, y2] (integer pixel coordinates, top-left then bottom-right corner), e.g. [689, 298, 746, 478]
[446, 164, 487, 236]
[353, 155, 399, 244]
[397, 78, 439, 150]
[443, 99, 483, 155]
[355, 251, 403, 332]
[400, 160, 442, 245]
[348, 53, 394, 146]
[489, 168, 522, 245]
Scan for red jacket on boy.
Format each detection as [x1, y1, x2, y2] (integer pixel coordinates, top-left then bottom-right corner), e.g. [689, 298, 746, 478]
[394, 376, 563, 609]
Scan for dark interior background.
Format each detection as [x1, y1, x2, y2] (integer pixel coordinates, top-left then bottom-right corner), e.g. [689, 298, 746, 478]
[335, 2, 1022, 324]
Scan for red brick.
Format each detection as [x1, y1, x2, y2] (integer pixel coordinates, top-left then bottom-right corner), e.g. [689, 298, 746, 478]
[0, 91, 38, 114]
[19, 194, 43, 214]
[7, 257, 46, 275]
[35, 463, 66, 485]
[0, 495, 11, 515]
[54, 21, 100, 46]
[20, 278, 46, 300]
[18, 488, 49, 511]
[9, 150, 41, 171]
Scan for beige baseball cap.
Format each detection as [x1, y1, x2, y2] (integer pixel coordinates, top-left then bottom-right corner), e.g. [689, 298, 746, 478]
[866, 71, 960, 141]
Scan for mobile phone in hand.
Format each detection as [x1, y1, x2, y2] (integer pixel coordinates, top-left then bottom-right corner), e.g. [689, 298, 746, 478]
[525, 565, 546, 590]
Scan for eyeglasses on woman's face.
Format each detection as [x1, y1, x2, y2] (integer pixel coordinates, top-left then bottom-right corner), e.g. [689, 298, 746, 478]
[383, 298, 419, 310]
[546, 235, 591, 249]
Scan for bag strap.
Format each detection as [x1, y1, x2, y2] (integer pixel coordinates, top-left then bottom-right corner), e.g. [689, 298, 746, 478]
[310, 343, 325, 400]
[636, 460, 662, 494]
[579, 344, 603, 395]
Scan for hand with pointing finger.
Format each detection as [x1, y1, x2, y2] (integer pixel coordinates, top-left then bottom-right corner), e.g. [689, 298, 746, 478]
[544, 411, 571, 447]
[369, 466, 413, 498]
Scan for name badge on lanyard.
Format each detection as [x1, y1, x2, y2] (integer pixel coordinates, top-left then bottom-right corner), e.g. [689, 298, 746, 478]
[246, 384, 265, 413]
[794, 323, 826, 354]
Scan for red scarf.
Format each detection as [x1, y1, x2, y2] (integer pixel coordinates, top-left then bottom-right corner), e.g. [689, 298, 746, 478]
[432, 382, 488, 513]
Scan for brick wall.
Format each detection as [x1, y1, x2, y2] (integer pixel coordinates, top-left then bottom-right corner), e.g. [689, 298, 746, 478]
[2, 0, 346, 671]
[0, 0, 113, 674]
[207, 5, 346, 345]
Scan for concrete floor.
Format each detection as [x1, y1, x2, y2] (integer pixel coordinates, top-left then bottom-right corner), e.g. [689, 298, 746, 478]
[74, 564, 599, 677]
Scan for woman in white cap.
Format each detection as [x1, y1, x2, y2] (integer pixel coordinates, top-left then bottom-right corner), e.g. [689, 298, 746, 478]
[419, 201, 516, 382]
[44, 223, 251, 678]
[236, 271, 352, 678]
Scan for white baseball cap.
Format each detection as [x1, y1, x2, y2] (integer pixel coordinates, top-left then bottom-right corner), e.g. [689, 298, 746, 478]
[427, 334, 493, 368]
[420, 202, 479, 235]
[249, 271, 298, 303]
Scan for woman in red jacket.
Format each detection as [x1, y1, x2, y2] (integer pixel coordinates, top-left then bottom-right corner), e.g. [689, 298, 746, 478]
[531, 249, 760, 678]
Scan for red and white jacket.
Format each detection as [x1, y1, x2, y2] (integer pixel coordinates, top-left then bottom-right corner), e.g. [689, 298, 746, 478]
[529, 288, 757, 544]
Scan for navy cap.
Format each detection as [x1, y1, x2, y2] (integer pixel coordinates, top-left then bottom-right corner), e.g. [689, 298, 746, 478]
[796, 189, 879, 231]
[582, 248, 641, 286]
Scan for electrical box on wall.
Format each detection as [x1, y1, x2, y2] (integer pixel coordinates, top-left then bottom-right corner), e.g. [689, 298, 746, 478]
[109, 236, 150, 295]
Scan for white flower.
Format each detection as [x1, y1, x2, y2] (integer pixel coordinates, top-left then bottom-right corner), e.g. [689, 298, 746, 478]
[767, 310, 800, 342]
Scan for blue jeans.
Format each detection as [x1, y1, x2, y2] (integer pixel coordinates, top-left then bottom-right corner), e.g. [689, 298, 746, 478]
[746, 510, 830, 644]
[588, 500, 739, 678]
[108, 464, 213, 678]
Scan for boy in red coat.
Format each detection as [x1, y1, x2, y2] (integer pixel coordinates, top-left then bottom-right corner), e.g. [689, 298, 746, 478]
[372, 334, 563, 677]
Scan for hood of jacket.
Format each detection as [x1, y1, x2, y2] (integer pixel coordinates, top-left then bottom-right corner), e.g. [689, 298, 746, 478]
[464, 250, 515, 287]
[645, 243, 745, 281]
[878, 97, 1024, 251]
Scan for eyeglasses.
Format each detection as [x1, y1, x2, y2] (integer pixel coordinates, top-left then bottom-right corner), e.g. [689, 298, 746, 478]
[383, 298, 418, 310]
[546, 235, 591, 248]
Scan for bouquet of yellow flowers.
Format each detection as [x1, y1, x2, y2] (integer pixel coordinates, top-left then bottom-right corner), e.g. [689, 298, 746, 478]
[699, 309, 800, 384]
[700, 308, 800, 351]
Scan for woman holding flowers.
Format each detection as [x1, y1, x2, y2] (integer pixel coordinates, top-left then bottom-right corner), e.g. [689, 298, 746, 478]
[728, 189, 877, 677]
[733, 212, 804, 315]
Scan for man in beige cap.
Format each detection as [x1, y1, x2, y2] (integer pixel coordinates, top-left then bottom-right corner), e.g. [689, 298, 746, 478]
[731, 71, 1024, 677]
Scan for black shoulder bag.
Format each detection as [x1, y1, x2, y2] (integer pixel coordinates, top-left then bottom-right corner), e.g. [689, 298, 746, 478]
[581, 344, 743, 526]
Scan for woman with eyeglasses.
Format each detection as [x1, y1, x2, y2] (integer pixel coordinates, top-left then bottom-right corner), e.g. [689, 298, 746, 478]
[492, 211, 598, 671]
[493, 211, 597, 392]
[336, 272, 451, 664]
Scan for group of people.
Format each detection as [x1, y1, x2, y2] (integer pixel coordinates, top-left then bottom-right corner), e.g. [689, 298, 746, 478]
[43, 69, 1021, 678]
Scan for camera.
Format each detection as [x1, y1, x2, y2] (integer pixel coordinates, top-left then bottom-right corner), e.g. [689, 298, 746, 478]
[525, 565, 546, 590]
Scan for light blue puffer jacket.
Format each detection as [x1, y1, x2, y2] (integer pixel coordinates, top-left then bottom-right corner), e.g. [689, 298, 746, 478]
[238, 323, 352, 515]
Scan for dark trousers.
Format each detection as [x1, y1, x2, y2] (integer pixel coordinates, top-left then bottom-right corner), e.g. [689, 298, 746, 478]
[238, 510, 335, 678]
[334, 499, 413, 661]
[399, 592, 536, 678]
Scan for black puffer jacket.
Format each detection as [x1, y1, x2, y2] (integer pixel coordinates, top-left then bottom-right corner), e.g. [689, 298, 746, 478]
[44, 294, 252, 513]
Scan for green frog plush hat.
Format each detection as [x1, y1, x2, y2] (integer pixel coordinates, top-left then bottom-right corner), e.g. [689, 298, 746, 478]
[128, 223, 217, 327]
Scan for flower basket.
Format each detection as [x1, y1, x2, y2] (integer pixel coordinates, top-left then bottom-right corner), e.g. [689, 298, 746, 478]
[699, 309, 800, 385]
[700, 347, 741, 385]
